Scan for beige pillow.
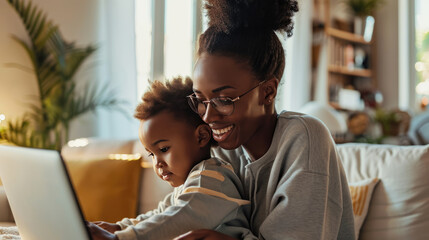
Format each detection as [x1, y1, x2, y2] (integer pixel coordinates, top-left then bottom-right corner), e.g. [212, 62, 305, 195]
[65, 155, 142, 222]
[349, 178, 380, 239]
[338, 144, 429, 240]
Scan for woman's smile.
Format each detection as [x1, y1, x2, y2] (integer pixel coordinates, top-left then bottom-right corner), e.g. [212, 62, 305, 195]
[211, 125, 234, 142]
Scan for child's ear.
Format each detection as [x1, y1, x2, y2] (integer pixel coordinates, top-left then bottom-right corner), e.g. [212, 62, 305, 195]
[195, 124, 212, 147]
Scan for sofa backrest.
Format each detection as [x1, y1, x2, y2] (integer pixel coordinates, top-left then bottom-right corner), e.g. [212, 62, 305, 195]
[61, 138, 173, 214]
[337, 143, 429, 240]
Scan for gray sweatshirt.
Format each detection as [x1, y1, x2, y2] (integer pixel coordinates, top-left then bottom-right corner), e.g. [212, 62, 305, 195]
[212, 111, 356, 240]
[115, 158, 256, 240]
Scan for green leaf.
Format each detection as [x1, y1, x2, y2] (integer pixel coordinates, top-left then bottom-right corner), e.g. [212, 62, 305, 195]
[34, 24, 57, 49]
[11, 35, 37, 68]
[344, 0, 384, 16]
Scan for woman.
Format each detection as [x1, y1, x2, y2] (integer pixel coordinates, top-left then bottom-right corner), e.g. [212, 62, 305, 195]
[177, 0, 355, 239]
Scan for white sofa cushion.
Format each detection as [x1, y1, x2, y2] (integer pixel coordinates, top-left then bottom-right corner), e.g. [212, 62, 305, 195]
[337, 143, 429, 240]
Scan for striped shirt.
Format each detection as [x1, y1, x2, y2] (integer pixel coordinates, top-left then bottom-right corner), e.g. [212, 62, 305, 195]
[115, 158, 256, 240]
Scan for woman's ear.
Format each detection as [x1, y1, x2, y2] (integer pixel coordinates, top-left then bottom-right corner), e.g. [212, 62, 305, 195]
[195, 124, 212, 147]
[261, 78, 279, 105]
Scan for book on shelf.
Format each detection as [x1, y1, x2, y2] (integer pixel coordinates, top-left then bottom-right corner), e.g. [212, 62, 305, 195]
[328, 36, 370, 72]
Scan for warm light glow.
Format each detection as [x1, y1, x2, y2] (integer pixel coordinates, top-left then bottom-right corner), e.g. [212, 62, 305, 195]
[141, 161, 153, 168]
[0, 114, 5, 127]
[108, 153, 142, 161]
[415, 61, 426, 72]
[67, 138, 89, 148]
[416, 79, 429, 95]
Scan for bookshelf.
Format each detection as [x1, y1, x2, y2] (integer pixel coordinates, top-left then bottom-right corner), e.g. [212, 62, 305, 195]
[312, 0, 376, 110]
[328, 65, 372, 78]
[326, 27, 370, 44]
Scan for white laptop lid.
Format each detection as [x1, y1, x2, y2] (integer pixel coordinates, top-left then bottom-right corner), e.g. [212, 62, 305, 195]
[0, 145, 91, 240]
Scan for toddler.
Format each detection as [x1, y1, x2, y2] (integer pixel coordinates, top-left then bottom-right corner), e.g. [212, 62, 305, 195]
[88, 77, 254, 240]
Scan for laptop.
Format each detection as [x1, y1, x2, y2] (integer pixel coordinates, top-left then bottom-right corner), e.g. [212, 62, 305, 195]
[0, 145, 92, 240]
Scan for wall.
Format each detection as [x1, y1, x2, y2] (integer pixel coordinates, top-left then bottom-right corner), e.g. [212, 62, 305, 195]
[375, 0, 400, 109]
[0, 0, 139, 141]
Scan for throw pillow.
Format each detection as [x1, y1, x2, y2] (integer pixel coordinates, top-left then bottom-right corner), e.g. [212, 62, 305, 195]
[349, 178, 380, 239]
[65, 154, 142, 222]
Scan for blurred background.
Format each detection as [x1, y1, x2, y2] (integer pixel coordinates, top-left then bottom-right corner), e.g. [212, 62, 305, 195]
[0, 0, 428, 145]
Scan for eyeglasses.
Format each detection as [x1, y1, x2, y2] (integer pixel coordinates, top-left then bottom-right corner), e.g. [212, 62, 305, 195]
[187, 80, 267, 116]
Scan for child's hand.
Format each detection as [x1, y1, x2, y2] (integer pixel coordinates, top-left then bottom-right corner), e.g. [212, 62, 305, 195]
[173, 229, 238, 240]
[86, 221, 119, 240]
[93, 221, 122, 234]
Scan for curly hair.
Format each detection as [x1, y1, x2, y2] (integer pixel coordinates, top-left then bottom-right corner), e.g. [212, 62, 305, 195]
[135, 77, 215, 145]
[135, 77, 200, 124]
[198, 0, 299, 82]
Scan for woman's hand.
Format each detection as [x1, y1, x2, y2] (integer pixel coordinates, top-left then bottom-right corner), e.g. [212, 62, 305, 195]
[173, 229, 238, 240]
[93, 221, 122, 234]
[86, 221, 119, 240]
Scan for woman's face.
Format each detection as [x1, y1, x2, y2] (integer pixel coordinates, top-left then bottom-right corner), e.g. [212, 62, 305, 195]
[192, 53, 267, 150]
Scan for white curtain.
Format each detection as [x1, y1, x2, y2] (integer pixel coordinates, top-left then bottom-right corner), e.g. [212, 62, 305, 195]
[98, 0, 139, 139]
[69, 0, 139, 140]
[276, 0, 313, 112]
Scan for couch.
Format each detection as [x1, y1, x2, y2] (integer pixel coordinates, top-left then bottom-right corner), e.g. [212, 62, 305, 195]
[0, 139, 428, 239]
[408, 110, 429, 145]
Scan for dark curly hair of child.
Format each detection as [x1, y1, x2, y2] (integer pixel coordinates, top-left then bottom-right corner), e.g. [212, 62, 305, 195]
[199, 0, 299, 82]
[135, 77, 215, 145]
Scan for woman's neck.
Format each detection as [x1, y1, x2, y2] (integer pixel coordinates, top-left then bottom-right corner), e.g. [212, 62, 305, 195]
[243, 112, 278, 160]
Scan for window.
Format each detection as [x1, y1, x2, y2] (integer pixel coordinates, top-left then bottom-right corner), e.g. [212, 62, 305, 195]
[414, 0, 429, 109]
[135, 0, 202, 99]
[164, 0, 193, 79]
[134, 0, 298, 110]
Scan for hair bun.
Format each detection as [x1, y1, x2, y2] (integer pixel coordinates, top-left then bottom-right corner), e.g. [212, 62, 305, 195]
[204, 0, 299, 36]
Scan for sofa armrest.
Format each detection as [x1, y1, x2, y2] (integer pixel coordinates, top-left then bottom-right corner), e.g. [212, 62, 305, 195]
[0, 186, 14, 223]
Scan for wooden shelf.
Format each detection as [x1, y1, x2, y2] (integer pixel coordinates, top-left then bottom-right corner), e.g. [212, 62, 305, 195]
[326, 27, 370, 45]
[311, 0, 376, 106]
[328, 65, 372, 78]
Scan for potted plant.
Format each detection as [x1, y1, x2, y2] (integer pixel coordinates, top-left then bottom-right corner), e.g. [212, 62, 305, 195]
[0, 0, 125, 150]
[344, 0, 384, 38]
[374, 108, 402, 137]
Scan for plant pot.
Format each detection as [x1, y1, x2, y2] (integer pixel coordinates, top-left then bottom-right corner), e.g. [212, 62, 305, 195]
[354, 16, 364, 35]
[381, 122, 400, 137]
[354, 16, 375, 41]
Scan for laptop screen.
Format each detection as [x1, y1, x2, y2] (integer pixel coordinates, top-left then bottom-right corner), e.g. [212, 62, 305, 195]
[0, 145, 91, 240]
